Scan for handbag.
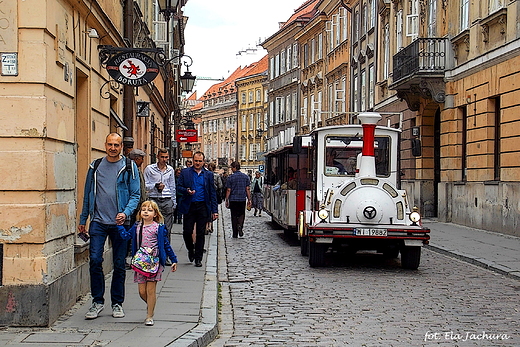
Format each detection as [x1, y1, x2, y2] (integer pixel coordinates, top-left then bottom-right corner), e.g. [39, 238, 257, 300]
[131, 223, 159, 277]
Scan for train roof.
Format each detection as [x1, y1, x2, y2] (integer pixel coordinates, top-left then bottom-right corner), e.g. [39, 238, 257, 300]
[309, 124, 402, 136]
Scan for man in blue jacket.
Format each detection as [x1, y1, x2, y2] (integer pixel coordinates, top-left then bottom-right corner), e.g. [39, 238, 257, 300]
[176, 151, 219, 267]
[79, 133, 141, 320]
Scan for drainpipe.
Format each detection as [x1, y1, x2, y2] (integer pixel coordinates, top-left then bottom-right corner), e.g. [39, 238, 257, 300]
[123, 0, 134, 152]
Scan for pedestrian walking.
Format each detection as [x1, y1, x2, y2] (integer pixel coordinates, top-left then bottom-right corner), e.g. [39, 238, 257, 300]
[119, 200, 177, 326]
[177, 152, 219, 267]
[206, 162, 223, 233]
[251, 171, 264, 216]
[78, 133, 141, 320]
[173, 167, 183, 224]
[144, 148, 176, 248]
[225, 161, 252, 238]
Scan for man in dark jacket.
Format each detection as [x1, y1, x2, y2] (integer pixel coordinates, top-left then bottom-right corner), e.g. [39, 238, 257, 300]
[176, 151, 219, 267]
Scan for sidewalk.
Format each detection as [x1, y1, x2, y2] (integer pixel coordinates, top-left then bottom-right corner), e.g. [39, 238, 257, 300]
[424, 218, 520, 280]
[0, 216, 220, 347]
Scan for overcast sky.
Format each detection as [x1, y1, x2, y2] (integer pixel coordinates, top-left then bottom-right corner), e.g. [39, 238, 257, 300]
[183, 0, 306, 95]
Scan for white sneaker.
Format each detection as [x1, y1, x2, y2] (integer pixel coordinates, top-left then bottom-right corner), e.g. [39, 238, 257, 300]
[85, 302, 104, 319]
[112, 303, 125, 318]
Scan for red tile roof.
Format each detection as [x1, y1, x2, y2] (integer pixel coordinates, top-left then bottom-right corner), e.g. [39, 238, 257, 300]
[201, 55, 268, 100]
[281, 0, 320, 29]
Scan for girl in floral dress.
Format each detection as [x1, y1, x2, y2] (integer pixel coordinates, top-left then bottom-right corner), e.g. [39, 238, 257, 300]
[120, 200, 177, 326]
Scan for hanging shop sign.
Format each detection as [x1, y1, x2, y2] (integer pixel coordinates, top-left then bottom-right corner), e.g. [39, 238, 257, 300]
[106, 52, 159, 86]
[176, 129, 198, 143]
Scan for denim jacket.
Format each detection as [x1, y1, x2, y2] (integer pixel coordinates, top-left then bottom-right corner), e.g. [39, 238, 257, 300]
[79, 157, 141, 225]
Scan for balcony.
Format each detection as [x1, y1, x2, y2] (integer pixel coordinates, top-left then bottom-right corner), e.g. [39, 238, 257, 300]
[389, 38, 449, 111]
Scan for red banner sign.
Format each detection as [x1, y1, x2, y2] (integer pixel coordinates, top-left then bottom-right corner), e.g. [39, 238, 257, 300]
[176, 129, 198, 142]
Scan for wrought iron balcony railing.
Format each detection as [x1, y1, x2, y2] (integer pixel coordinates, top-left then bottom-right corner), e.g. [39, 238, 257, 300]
[392, 38, 448, 84]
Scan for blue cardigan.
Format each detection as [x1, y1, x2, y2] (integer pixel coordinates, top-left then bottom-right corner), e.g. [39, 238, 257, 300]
[119, 223, 178, 265]
[176, 167, 218, 216]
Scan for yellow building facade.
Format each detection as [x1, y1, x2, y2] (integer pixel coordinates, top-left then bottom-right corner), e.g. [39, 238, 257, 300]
[0, 0, 185, 326]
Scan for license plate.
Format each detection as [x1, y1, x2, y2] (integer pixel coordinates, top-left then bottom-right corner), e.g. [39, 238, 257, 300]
[354, 228, 388, 236]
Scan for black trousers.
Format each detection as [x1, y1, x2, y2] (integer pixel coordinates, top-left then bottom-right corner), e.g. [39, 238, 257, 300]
[182, 201, 208, 261]
[229, 201, 246, 237]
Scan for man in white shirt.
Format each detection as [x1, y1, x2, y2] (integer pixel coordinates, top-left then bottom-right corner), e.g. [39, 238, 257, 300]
[144, 148, 176, 245]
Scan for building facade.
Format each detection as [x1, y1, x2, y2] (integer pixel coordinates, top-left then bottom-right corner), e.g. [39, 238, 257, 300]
[0, 0, 188, 326]
[260, 0, 520, 236]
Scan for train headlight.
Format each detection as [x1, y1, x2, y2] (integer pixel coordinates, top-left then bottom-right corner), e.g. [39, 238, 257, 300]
[318, 209, 329, 221]
[409, 211, 421, 226]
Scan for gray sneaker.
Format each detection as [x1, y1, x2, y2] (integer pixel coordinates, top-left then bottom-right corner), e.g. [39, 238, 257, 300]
[112, 303, 125, 318]
[85, 302, 104, 319]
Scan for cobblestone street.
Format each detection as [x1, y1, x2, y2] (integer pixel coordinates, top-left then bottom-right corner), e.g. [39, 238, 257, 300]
[213, 208, 520, 347]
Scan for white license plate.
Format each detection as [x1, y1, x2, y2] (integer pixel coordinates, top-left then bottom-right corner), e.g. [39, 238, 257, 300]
[354, 228, 388, 236]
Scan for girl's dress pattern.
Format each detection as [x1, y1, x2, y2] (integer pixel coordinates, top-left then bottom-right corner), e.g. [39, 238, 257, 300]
[134, 222, 164, 283]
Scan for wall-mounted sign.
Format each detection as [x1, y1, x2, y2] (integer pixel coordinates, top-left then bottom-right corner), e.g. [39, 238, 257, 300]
[106, 51, 159, 86]
[1, 53, 18, 76]
[176, 129, 198, 143]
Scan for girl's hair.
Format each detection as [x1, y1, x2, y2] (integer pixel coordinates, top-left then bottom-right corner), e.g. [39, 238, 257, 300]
[137, 200, 164, 224]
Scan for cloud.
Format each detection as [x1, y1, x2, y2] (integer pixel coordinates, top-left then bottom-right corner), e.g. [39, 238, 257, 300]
[183, 0, 305, 94]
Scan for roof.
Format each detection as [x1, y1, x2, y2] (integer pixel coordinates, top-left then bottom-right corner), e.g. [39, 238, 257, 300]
[280, 0, 320, 29]
[200, 55, 268, 100]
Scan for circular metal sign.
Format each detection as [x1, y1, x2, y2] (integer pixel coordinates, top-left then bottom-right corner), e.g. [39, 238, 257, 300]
[106, 52, 159, 86]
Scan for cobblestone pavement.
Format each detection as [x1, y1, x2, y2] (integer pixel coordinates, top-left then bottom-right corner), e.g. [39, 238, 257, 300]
[213, 208, 520, 347]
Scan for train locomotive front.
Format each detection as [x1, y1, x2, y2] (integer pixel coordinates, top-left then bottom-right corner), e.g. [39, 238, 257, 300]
[299, 112, 430, 269]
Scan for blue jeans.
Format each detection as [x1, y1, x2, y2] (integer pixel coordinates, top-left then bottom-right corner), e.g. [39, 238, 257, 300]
[89, 222, 127, 305]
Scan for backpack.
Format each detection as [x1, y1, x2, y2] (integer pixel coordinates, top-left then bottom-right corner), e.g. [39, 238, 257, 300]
[93, 157, 133, 175]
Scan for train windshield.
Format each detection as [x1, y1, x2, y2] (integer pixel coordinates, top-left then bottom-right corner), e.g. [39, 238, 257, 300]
[324, 135, 390, 177]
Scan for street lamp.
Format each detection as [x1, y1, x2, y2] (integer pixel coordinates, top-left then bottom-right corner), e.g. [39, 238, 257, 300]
[157, 0, 179, 22]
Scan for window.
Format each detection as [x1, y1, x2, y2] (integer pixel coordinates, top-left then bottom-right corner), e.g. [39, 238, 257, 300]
[241, 93, 246, 104]
[256, 89, 262, 102]
[317, 91, 322, 124]
[286, 95, 292, 121]
[275, 54, 280, 77]
[240, 144, 246, 160]
[489, 0, 503, 13]
[249, 114, 254, 130]
[407, 0, 419, 39]
[362, 4, 367, 35]
[303, 43, 309, 68]
[370, 0, 376, 29]
[287, 45, 292, 70]
[292, 92, 297, 121]
[310, 94, 316, 126]
[340, 7, 348, 41]
[428, 0, 437, 37]
[318, 33, 323, 59]
[281, 50, 286, 74]
[311, 38, 316, 64]
[397, 9, 403, 50]
[353, 10, 359, 41]
[248, 91, 254, 103]
[292, 43, 299, 68]
[361, 69, 366, 111]
[333, 14, 340, 47]
[241, 114, 246, 131]
[369, 64, 375, 109]
[460, 0, 469, 31]
[302, 97, 308, 125]
[383, 24, 390, 79]
[328, 84, 334, 118]
[353, 74, 359, 112]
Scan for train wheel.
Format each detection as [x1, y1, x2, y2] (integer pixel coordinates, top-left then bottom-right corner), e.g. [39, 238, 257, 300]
[300, 236, 308, 256]
[401, 246, 421, 270]
[309, 242, 326, 267]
